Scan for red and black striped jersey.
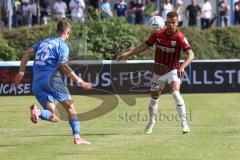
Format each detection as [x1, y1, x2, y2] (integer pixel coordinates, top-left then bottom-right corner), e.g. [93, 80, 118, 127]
[146, 29, 191, 74]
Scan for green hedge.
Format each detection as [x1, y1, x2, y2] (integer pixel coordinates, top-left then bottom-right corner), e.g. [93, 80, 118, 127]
[0, 34, 17, 60]
[1, 17, 240, 61]
[181, 27, 240, 59]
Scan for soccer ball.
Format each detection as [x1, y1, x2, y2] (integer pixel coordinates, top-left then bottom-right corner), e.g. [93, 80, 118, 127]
[148, 16, 165, 30]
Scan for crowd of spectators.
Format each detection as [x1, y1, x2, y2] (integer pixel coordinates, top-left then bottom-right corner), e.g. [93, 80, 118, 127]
[0, 0, 86, 28]
[110, 0, 240, 29]
[1, 0, 240, 30]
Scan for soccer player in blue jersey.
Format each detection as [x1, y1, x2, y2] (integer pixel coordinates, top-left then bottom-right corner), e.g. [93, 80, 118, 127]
[14, 20, 92, 144]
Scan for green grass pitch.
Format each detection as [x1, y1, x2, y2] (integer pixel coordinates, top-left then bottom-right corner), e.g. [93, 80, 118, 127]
[0, 93, 240, 160]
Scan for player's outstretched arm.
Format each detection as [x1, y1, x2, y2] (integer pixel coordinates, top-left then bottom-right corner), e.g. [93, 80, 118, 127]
[114, 43, 149, 61]
[58, 64, 92, 90]
[178, 49, 195, 78]
[13, 48, 35, 85]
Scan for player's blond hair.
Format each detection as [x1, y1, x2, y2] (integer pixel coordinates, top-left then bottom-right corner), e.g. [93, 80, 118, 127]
[57, 19, 71, 35]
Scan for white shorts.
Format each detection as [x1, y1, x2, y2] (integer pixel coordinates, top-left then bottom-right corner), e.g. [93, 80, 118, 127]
[150, 69, 181, 92]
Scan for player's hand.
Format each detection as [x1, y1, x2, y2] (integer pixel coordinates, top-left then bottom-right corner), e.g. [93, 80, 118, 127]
[178, 66, 185, 78]
[13, 73, 24, 86]
[113, 52, 127, 61]
[78, 81, 93, 90]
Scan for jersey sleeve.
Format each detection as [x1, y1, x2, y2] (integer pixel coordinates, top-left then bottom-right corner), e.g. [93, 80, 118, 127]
[145, 32, 157, 46]
[32, 41, 41, 53]
[58, 43, 69, 65]
[179, 34, 191, 52]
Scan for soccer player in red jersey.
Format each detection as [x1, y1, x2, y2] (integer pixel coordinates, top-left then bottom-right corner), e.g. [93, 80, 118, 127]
[115, 11, 194, 134]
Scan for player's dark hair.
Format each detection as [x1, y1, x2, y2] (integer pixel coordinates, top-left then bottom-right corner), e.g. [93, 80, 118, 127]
[167, 11, 178, 19]
[56, 19, 71, 34]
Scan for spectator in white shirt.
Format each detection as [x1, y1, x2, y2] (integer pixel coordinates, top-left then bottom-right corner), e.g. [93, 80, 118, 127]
[22, 0, 32, 27]
[53, 0, 68, 19]
[161, 0, 173, 21]
[174, 0, 184, 27]
[69, 0, 85, 23]
[31, 0, 38, 25]
[200, 0, 212, 29]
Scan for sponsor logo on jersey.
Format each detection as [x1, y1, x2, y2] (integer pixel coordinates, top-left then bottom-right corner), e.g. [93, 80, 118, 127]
[156, 45, 176, 53]
[171, 41, 176, 47]
[157, 38, 161, 43]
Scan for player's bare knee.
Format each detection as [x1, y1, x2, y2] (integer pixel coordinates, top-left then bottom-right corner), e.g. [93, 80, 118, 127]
[151, 96, 159, 100]
[63, 100, 77, 117]
[68, 108, 77, 116]
[151, 92, 160, 100]
[62, 99, 74, 110]
[65, 99, 73, 106]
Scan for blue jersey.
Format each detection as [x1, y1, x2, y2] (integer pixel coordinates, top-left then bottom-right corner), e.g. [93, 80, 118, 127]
[31, 37, 71, 109]
[32, 36, 69, 81]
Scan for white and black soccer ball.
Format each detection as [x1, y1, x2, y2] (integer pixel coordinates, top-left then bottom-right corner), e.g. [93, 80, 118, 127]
[148, 16, 165, 30]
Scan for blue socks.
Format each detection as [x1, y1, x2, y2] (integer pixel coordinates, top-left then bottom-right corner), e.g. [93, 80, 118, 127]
[69, 120, 80, 135]
[38, 110, 80, 135]
[39, 109, 52, 120]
